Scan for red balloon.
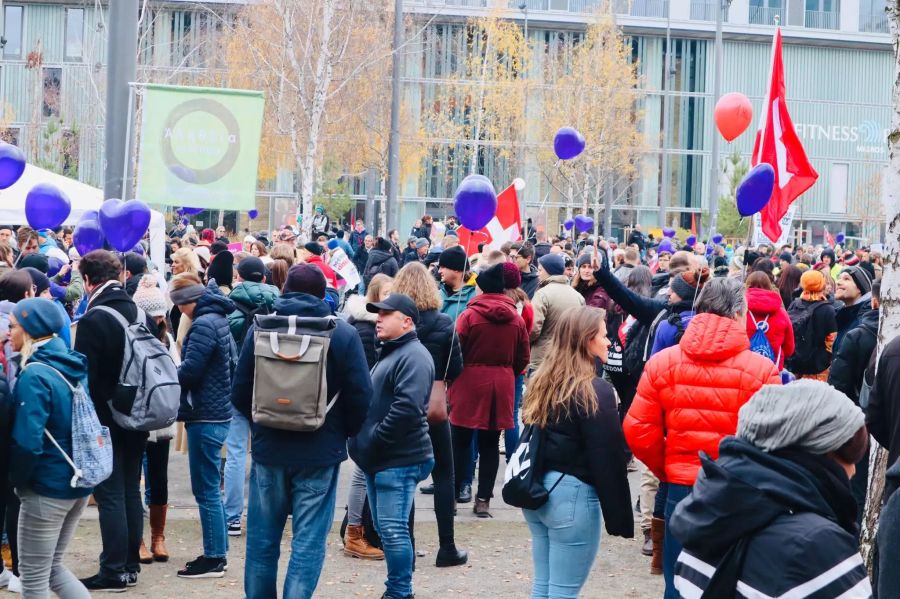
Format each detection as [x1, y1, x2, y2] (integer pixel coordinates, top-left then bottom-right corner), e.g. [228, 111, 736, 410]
[714, 92, 753, 142]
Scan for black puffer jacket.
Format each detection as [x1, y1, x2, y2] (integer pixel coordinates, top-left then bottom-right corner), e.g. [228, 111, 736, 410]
[363, 249, 399, 286]
[834, 295, 871, 352]
[178, 281, 236, 422]
[343, 295, 378, 369]
[416, 309, 461, 382]
[671, 437, 871, 598]
[868, 335, 900, 482]
[828, 309, 878, 405]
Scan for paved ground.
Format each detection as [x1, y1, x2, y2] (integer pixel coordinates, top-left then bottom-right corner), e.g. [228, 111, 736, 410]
[65, 448, 663, 598]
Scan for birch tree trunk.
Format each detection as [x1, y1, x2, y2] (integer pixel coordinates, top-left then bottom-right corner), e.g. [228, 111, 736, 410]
[860, 1, 900, 574]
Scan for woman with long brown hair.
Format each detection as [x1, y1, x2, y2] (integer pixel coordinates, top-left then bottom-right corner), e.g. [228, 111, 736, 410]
[521, 306, 633, 597]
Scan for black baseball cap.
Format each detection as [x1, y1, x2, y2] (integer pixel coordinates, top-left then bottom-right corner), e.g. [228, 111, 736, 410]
[366, 293, 420, 324]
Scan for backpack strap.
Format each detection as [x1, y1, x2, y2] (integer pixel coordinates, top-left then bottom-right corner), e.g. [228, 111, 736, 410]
[94, 305, 133, 329]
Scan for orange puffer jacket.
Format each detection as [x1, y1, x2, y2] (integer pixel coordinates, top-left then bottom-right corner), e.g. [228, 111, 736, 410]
[624, 312, 781, 486]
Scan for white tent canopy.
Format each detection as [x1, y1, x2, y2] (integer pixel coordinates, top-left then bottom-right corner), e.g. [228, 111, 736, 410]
[0, 164, 166, 268]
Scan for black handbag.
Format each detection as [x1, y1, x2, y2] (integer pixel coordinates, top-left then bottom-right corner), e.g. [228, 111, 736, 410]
[502, 425, 564, 510]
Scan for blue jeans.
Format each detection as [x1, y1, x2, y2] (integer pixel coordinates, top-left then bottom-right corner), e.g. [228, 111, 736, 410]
[366, 460, 434, 599]
[224, 408, 250, 524]
[185, 422, 229, 559]
[244, 462, 339, 599]
[663, 483, 692, 599]
[523, 472, 601, 599]
[504, 374, 525, 457]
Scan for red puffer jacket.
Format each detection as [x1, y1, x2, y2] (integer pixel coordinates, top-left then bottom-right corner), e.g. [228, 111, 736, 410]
[448, 293, 530, 430]
[623, 312, 781, 485]
[745, 287, 795, 369]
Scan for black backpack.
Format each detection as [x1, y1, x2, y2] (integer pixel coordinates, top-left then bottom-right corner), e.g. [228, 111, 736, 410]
[785, 300, 831, 375]
[621, 319, 651, 382]
[233, 301, 272, 347]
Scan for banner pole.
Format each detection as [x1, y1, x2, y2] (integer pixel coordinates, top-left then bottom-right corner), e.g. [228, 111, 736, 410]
[122, 83, 136, 202]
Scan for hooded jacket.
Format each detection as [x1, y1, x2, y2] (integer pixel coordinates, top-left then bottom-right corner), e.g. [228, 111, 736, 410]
[449, 293, 530, 430]
[227, 281, 280, 344]
[834, 294, 871, 352]
[343, 294, 378, 369]
[178, 282, 236, 423]
[11, 337, 92, 499]
[305, 255, 339, 289]
[671, 438, 871, 599]
[876, 460, 900, 597]
[530, 275, 585, 370]
[624, 313, 781, 485]
[439, 282, 477, 323]
[348, 330, 433, 475]
[363, 249, 399, 286]
[829, 308, 879, 405]
[867, 334, 900, 479]
[520, 264, 540, 299]
[575, 279, 611, 310]
[417, 308, 462, 382]
[232, 292, 372, 468]
[745, 287, 795, 369]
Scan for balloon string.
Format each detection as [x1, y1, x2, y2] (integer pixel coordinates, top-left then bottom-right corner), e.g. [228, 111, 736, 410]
[441, 235, 475, 384]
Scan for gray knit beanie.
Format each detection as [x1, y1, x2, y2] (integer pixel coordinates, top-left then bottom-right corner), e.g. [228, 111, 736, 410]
[737, 380, 865, 455]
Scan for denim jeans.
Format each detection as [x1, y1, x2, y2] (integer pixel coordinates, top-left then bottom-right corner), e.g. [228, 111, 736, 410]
[186, 422, 229, 559]
[663, 483, 692, 599]
[504, 374, 525, 458]
[224, 408, 251, 524]
[366, 460, 434, 599]
[523, 472, 601, 599]
[17, 491, 90, 599]
[244, 462, 339, 599]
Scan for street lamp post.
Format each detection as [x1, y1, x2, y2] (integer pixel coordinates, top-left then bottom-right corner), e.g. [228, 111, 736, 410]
[386, 0, 403, 233]
[706, 0, 733, 240]
[519, 1, 529, 240]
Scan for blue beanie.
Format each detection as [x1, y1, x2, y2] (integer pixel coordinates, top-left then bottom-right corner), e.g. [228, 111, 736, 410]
[13, 298, 64, 339]
[539, 253, 566, 276]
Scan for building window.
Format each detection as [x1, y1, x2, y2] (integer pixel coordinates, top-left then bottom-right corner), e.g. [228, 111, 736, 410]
[805, 0, 839, 29]
[3, 5, 24, 59]
[860, 0, 888, 32]
[65, 8, 84, 61]
[828, 163, 849, 214]
[749, 0, 785, 25]
[42, 67, 62, 118]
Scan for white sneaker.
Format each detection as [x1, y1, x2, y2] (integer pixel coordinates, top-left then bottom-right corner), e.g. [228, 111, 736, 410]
[5, 572, 20, 594]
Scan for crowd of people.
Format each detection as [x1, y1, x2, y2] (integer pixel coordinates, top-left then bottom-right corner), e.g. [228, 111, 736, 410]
[0, 213, 893, 598]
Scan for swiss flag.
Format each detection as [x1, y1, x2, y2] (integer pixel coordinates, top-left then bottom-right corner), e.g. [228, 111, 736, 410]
[752, 29, 818, 241]
[456, 182, 522, 256]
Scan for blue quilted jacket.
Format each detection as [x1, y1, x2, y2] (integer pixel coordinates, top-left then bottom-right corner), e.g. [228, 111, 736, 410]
[178, 282, 236, 423]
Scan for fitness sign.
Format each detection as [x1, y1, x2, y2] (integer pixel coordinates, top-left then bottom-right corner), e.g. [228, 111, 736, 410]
[137, 84, 264, 210]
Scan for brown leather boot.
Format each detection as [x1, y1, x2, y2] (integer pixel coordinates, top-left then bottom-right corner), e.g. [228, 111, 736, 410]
[474, 498, 492, 518]
[149, 504, 169, 562]
[343, 525, 384, 560]
[650, 517, 665, 575]
[138, 540, 153, 564]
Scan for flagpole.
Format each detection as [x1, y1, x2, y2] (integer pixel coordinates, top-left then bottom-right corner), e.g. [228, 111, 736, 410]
[706, 0, 729, 240]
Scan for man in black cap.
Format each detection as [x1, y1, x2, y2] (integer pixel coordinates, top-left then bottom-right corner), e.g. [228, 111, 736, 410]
[349, 294, 434, 599]
[438, 246, 475, 323]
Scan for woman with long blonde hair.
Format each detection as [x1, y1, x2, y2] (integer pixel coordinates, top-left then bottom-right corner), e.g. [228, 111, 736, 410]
[391, 262, 467, 567]
[521, 306, 633, 598]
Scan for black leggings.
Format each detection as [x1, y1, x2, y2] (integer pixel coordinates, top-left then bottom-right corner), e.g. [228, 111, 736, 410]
[145, 440, 170, 506]
[452, 426, 501, 501]
[2, 483, 18, 576]
[428, 421, 456, 547]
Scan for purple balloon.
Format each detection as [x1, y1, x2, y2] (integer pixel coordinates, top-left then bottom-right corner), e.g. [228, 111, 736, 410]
[663, 227, 675, 238]
[736, 164, 775, 217]
[574, 214, 594, 233]
[836, 233, 846, 244]
[658, 239, 674, 254]
[181, 217, 189, 225]
[454, 174, 497, 231]
[686, 235, 697, 246]
[712, 234, 724, 245]
[563, 219, 574, 231]
[99, 199, 151, 252]
[248, 209, 259, 220]
[73, 219, 104, 256]
[79, 210, 99, 223]
[553, 127, 586, 161]
[182, 207, 204, 215]
[0, 143, 26, 190]
[25, 183, 72, 230]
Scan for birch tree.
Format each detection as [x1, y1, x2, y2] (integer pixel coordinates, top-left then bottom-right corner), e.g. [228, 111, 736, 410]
[860, 1, 900, 573]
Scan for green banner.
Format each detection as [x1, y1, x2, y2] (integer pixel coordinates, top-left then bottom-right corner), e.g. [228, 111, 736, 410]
[136, 84, 264, 210]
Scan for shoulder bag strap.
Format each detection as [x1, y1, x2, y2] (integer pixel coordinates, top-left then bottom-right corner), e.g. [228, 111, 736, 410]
[94, 305, 131, 329]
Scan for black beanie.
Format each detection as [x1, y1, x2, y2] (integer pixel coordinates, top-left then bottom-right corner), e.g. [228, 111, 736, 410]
[206, 251, 234, 289]
[438, 246, 467, 272]
[476, 263, 505, 294]
[284, 263, 326, 298]
[840, 266, 872, 295]
[304, 242, 324, 256]
[17, 253, 49, 274]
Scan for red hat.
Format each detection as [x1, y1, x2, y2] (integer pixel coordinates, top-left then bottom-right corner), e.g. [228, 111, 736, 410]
[502, 261, 522, 289]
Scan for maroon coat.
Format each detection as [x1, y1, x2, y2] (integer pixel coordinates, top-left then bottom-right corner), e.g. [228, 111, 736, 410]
[448, 293, 530, 431]
[576, 280, 611, 310]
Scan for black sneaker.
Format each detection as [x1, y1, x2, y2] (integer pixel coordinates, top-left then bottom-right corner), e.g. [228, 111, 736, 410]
[80, 574, 126, 593]
[456, 483, 472, 504]
[419, 483, 434, 495]
[177, 556, 226, 579]
[125, 572, 138, 587]
[227, 520, 242, 537]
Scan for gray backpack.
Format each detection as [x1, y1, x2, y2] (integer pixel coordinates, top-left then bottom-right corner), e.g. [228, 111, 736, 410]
[95, 306, 181, 431]
[251, 314, 338, 432]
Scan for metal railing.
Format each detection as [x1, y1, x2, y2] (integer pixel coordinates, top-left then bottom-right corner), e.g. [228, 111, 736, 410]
[690, 0, 716, 21]
[748, 5, 784, 26]
[859, 13, 889, 33]
[804, 9, 839, 29]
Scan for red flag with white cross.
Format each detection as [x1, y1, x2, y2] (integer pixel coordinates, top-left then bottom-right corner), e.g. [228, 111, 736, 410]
[456, 182, 522, 256]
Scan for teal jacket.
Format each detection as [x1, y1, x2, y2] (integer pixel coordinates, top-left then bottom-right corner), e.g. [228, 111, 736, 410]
[11, 337, 92, 499]
[227, 281, 280, 344]
[439, 283, 477, 324]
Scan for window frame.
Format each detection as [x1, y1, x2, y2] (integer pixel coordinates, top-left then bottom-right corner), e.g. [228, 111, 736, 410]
[3, 5, 24, 60]
[64, 7, 85, 62]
